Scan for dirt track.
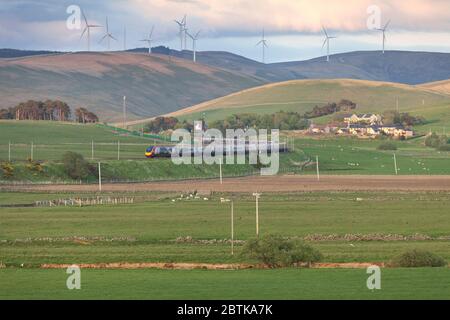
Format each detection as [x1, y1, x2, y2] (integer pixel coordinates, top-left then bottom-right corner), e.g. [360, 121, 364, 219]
[41, 262, 386, 270]
[3, 175, 450, 193]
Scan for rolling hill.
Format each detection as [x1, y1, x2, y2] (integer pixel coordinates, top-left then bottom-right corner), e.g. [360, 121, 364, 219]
[419, 79, 450, 95]
[156, 79, 450, 132]
[0, 52, 266, 122]
[2, 49, 450, 123]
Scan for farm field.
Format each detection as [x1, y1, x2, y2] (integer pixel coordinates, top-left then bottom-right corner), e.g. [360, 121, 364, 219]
[1, 268, 449, 300]
[1, 121, 450, 184]
[1, 191, 450, 266]
[1, 190, 450, 299]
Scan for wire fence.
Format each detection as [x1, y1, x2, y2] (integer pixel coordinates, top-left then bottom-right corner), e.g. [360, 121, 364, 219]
[0, 140, 293, 163]
[0, 141, 165, 162]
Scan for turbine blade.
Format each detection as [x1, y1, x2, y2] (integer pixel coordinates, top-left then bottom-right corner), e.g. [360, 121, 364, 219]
[322, 26, 328, 37]
[150, 26, 155, 38]
[322, 38, 327, 49]
[80, 27, 88, 40]
[82, 10, 88, 25]
[195, 30, 201, 39]
[98, 34, 108, 43]
[110, 34, 118, 41]
[99, 34, 108, 43]
[384, 19, 391, 30]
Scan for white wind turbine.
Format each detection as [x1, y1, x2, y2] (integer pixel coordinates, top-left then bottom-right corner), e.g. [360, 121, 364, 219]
[140, 26, 155, 54]
[99, 17, 117, 51]
[123, 26, 127, 51]
[377, 20, 391, 54]
[174, 15, 187, 50]
[322, 26, 337, 62]
[187, 30, 201, 62]
[256, 29, 268, 64]
[80, 11, 102, 52]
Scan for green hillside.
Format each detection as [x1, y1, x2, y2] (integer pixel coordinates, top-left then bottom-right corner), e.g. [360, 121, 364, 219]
[1, 121, 449, 183]
[0, 52, 265, 122]
[166, 79, 450, 132]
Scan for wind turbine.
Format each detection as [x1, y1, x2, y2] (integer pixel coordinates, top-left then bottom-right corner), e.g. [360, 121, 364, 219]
[174, 15, 187, 50]
[80, 11, 102, 52]
[123, 26, 127, 51]
[322, 26, 336, 62]
[99, 17, 117, 51]
[187, 30, 201, 62]
[256, 29, 268, 64]
[140, 26, 155, 54]
[377, 20, 390, 54]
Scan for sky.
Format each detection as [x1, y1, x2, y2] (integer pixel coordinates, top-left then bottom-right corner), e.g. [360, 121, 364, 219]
[1, 0, 450, 62]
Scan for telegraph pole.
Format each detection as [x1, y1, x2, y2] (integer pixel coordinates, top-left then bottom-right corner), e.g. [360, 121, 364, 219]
[231, 201, 234, 256]
[98, 162, 102, 192]
[91, 140, 94, 160]
[393, 153, 398, 175]
[31, 142, 34, 161]
[123, 96, 127, 129]
[316, 155, 320, 181]
[117, 140, 120, 161]
[8, 141, 11, 162]
[253, 193, 261, 237]
[219, 158, 223, 184]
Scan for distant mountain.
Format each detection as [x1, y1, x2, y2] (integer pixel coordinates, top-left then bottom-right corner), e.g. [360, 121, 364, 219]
[2, 48, 450, 121]
[0, 52, 265, 122]
[140, 47, 450, 85]
[0, 48, 62, 58]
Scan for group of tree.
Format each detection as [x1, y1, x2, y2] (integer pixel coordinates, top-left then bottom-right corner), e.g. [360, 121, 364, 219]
[74, 108, 99, 123]
[210, 111, 310, 132]
[304, 99, 357, 119]
[382, 111, 426, 127]
[425, 133, 450, 151]
[0, 100, 98, 123]
[143, 117, 194, 133]
[0, 100, 70, 121]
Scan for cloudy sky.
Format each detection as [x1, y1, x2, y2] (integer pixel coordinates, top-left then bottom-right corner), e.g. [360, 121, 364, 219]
[1, 0, 450, 62]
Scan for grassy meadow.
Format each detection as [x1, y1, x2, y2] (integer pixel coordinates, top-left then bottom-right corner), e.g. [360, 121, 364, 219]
[1, 268, 449, 300]
[1, 191, 450, 266]
[1, 191, 449, 299]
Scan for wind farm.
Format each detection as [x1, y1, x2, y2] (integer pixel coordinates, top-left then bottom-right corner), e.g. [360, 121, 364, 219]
[1, 0, 450, 304]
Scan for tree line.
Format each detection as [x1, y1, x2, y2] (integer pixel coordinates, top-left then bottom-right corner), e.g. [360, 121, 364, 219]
[144, 117, 193, 133]
[0, 100, 98, 123]
[210, 112, 310, 132]
[304, 99, 357, 119]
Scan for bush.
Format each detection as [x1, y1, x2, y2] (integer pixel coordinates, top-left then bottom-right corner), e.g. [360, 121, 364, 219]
[390, 249, 447, 268]
[241, 234, 322, 268]
[62, 152, 93, 180]
[26, 158, 44, 174]
[1, 162, 14, 178]
[438, 144, 450, 151]
[377, 142, 397, 151]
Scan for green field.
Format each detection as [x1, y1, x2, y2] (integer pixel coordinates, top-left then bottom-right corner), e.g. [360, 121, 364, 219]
[172, 79, 450, 133]
[1, 190, 450, 299]
[1, 121, 450, 183]
[1, 191, 450, 267]
[1, 268, 449, 300]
